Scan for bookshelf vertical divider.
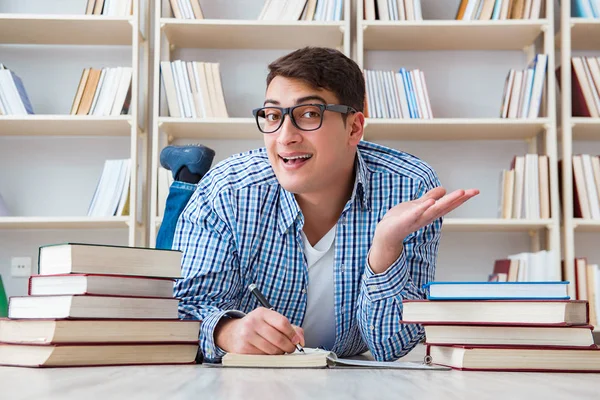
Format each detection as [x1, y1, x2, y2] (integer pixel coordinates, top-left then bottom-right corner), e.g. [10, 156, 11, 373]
[559, 0, 576, 299]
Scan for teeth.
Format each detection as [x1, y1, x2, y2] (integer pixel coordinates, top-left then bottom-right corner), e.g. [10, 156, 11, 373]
[283, 155, 311, 161]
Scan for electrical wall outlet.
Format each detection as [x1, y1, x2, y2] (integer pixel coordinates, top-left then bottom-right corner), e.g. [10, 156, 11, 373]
[11, 257, 32, 277]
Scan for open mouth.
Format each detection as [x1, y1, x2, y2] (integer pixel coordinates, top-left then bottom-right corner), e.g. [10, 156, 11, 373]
[280, 154, 313, 165]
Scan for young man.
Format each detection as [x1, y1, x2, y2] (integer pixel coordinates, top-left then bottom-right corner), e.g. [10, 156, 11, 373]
[163, 47, 479, 363]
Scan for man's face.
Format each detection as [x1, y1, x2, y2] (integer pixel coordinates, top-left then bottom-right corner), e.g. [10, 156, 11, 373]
[261, 76, 363, 196]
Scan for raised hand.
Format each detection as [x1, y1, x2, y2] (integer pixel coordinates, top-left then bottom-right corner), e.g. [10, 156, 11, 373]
[368, 187, 480, 274]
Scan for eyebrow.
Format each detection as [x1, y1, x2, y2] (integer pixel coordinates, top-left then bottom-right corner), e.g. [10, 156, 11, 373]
[263, 95, 329, 106]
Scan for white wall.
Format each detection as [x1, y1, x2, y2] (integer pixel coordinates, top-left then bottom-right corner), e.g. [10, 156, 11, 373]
[1, 0, 597, 297]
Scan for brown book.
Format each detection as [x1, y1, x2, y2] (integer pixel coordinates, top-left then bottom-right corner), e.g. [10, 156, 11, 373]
[70, 68, 90, 115]
[76, 68, 101, 115]
[85, 0, 96, 15]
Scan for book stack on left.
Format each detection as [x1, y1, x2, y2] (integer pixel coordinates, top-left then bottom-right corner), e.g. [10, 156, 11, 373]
[0, 243, 200, 368]
[402, 280, 600, 372]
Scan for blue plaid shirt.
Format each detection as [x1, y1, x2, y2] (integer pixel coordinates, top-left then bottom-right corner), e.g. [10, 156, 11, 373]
[173, 140, 442, 362]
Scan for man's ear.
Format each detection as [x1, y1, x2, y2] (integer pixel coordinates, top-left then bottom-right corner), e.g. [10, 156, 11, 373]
[348, 112, 365, 145]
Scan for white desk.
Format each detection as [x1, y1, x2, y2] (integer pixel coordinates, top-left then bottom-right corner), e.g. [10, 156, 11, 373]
[0, 345, 598, 400]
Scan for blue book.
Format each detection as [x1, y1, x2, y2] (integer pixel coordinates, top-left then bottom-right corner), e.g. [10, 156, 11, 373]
[423, 281, 570, 300]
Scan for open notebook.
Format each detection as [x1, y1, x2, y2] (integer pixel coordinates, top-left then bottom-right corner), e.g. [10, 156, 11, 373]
[218, 348, 449, 370]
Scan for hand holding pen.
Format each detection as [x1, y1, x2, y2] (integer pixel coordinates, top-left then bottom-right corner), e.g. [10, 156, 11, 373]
[248, 284, 305, 353]
[213, 284, 305, 355]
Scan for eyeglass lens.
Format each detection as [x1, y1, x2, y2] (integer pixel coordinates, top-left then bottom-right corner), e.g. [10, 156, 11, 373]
[256, 105, 323, 133]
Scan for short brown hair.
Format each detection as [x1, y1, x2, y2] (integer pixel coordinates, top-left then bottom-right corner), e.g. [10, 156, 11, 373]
[266, 47, 365, 113]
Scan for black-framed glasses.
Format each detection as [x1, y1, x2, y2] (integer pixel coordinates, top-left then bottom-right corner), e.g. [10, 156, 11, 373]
[251, 103, 357, 134]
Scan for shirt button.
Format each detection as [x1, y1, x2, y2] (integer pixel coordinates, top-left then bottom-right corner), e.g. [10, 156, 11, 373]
[370, 325, 375, 330]
[302, 288, 307, 294]
[340, 264, 345, 271]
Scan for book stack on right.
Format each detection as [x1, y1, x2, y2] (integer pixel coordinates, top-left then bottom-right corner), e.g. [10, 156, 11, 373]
[402, 280, 600, 372]
[0, 243, 200, 368]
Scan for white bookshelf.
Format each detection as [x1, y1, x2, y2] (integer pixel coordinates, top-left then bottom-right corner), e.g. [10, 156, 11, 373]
[364, 118, 550, 140]
[356, 0, 561, 281]
[559, 4, 600, 299]
[148, 0, 352, 246]
[0, 2, 148, 247]
[0, 115, 133, 137]
[0, 216, 130, 230]
[360, 19, 547, 55]
[0, 14, 135, 45]
[161, 19, 347, 50]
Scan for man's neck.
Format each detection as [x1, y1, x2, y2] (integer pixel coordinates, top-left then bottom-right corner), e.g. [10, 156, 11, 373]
[296, 176, 355, 247]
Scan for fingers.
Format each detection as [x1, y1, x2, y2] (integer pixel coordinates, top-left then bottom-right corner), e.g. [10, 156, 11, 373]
[422, 189, 480, 222]
[420, 187, 446, 202]
[261, 309, 301, 352]
[293, 325, 305, 347]
[253, 322, 297, 354]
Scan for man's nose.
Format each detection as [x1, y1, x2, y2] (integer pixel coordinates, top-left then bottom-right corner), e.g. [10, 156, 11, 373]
[277, 114, 302, 145]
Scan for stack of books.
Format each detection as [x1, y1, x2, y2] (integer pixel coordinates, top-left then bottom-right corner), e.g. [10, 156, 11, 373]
[0, 243, 200, 368]
[402, 280, 600, 372]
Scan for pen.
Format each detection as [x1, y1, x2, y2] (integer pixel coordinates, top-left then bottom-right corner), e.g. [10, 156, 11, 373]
[247, 283, 305, 353]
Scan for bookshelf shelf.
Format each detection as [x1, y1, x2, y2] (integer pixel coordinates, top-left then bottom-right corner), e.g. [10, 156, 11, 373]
[364, 118, 550, 141]
[361, 20, 547, 51]
[569, 18, 600, 51]
[442, 218, 554, 232]
[0, 216, 130, 230]
[0, 116, 133, 137]
[158, 117, 258, 139]
[161, 19, 345, 49]
[571, 118, 600, 140]
[0, 14, 134, 46]
[573, 219, 600, 232]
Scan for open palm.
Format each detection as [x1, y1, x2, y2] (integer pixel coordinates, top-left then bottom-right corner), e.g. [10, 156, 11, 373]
[369, 187, 479, 273]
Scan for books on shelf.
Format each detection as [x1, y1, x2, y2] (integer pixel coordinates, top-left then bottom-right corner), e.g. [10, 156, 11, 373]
[572, 0, 600, 18]
[562, 56, 600, 118]
[498, 153, 550, 219]
[168, 0, 204, 19]
[456, 0, 543, 20]
[499, 54, 547, 119]
[0, 242, 198, 368]
[71, 67, 133, 116]
[572, 257, 600, 326]
[490, 250, 559, 282]
[569, 154, 600, 219]
[258, 0, 344, 21]
[403, 281, 600, 371]
[85, 0, 133, 16]
[161, 60, 228, 118]
[363, 0, 423, 20]
[0, 64, 34, 116]
[364, 68, 433, 119]
[87, 159, 131, 217]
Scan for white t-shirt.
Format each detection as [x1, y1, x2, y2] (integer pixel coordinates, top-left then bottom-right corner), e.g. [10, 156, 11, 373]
[300, 225, 337, 350]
